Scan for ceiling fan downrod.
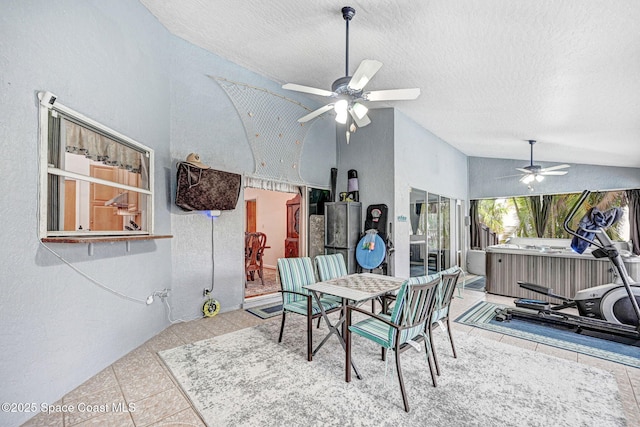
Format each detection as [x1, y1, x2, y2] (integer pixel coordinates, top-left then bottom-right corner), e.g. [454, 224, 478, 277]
[528, 140, 536, 167]
[342, 6, 355, 77]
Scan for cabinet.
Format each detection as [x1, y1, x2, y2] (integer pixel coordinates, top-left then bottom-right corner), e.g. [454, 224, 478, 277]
[285, 194, 301, 258]
[324, 202, 362, 273]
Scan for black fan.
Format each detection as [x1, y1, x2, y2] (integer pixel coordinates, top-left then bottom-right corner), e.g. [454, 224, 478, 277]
[517, 140, 570, 184]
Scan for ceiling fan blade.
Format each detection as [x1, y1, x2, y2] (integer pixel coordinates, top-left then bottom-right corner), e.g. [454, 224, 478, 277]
[282, 83, 334, 97]
[364, 88, 421, 102]
[518, 175, 529, 183]
[298, 104, 334, 123]
[540, 171, 568, 176]
[349, 108, 371, 128]
[515, 168, 533, 174]
[540, 164, 570, 172]
[348, 59, 383, 91]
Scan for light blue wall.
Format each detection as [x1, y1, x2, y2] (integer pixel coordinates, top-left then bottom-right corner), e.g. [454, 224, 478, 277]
[337, 108, 468, 277]
[0, 1, 335, 426]
[167, 34, 335, 320]
[393, 110, 469, 277]
[336, 108, 396, 218]
[469, 157, 640, 199]
[0, 2, 172, 426]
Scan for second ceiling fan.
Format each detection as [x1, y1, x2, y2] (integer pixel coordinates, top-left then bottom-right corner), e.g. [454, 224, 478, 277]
[517, 140, 570, 184]
[282, 6, 420, 139]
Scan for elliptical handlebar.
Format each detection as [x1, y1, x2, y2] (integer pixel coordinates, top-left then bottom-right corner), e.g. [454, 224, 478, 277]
[562, 190, 605, 250]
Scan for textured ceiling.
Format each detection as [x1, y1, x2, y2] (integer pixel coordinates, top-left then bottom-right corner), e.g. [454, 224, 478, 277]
[140, 0, 640, 168]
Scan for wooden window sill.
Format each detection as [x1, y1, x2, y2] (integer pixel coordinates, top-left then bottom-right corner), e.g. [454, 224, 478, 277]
[41, 235, 172, 243]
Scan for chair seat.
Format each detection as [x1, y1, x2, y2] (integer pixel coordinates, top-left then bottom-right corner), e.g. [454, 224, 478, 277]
[283, 297, 341, 317]
[432, 306, 449, 323]
[349, 313, 425, 349]
[349, 314, 393, 348]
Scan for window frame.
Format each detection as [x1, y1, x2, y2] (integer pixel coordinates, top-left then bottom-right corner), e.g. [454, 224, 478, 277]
[38, 92, 155, 239]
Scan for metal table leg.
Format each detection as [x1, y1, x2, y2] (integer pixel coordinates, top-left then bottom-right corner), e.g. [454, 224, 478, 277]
[309, 291, 362, 380]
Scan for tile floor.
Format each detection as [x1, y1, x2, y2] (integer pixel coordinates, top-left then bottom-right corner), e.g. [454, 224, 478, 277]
[23, 288, 640, 426]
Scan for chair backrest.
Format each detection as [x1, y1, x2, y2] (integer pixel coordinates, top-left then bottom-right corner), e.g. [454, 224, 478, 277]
[246, 232, 267, 265]
[314, 253, 348, 281]
[433, 266, 462, 322]
[277, 257, 316, 304]
[389, 274, 440, 345]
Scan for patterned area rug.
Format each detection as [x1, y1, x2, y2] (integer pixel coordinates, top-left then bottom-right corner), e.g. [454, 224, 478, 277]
[456, 301, 640, 368]
[245, 267, 279, 298]
[462, 275, 485, 291]
[159, 316, 626, 426]
[246, 302, 283, 319]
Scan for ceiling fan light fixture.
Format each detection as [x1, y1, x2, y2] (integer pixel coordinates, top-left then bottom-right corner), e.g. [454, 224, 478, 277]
[522, 174, 535, 184]
[334, 99, 348, 114]
[535, 174, 544, 182]
[351, 102, 368, 119]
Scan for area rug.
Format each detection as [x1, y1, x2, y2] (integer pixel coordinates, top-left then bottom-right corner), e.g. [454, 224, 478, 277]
[461, 275, 485, 291]
[245, 268, 280, 298]
[456, 301, 640, 368]
[245, 302, 283, 319]
[158, 316, 626, 426]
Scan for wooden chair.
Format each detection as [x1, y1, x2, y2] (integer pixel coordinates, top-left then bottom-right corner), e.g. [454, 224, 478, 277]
[277, 257, 342, 361]
[429, 266, 462, 375]
[346, 274, 441, 412]
[245, 232, 267, 285]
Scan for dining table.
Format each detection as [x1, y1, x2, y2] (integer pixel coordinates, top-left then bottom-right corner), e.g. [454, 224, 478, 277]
[303, 272, 406, 380]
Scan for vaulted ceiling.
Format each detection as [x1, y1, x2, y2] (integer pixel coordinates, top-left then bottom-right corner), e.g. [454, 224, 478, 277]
[140, 1, 640, 168]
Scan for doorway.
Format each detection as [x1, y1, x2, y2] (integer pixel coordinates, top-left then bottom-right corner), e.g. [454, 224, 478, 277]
[244, 187, 299, 299]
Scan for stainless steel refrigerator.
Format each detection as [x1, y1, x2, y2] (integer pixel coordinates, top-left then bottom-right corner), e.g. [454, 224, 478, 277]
[324, 202, 362, 274]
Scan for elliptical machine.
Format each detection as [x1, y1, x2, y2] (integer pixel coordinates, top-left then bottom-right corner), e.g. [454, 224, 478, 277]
[495, 190, 640, 341]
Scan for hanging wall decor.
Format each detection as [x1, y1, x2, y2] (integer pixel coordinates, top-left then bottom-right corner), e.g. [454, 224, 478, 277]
[212, 77, 315, 185]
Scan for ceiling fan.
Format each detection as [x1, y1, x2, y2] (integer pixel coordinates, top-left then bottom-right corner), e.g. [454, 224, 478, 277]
[282, 6, 421, 141]
[517, 140, 570, 184]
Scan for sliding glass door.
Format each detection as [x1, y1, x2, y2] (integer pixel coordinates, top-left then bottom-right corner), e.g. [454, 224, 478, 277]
[409, 188, 455, 277]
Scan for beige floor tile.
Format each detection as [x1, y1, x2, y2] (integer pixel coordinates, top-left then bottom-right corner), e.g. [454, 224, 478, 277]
[63, 385, 127, 426]
[71, 410, 134, 427]
[147, 407, 205, 427]
[20, 410, 64, 427]
[534, 343, 578, 362]
[120, 368, 177, 403]
[64, 367, 119, 403]
[145, 329, 187, 353]
[113, 351, 163, 382]
[129, 388, 190, 427]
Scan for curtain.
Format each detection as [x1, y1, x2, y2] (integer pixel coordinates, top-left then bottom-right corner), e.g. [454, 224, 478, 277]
[244, 176, 300, 194]
[626, 189, 640, 255]
[64, 120, 143, 173]
[529, 194, 553, 238]
[470, 200, 480, 249]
